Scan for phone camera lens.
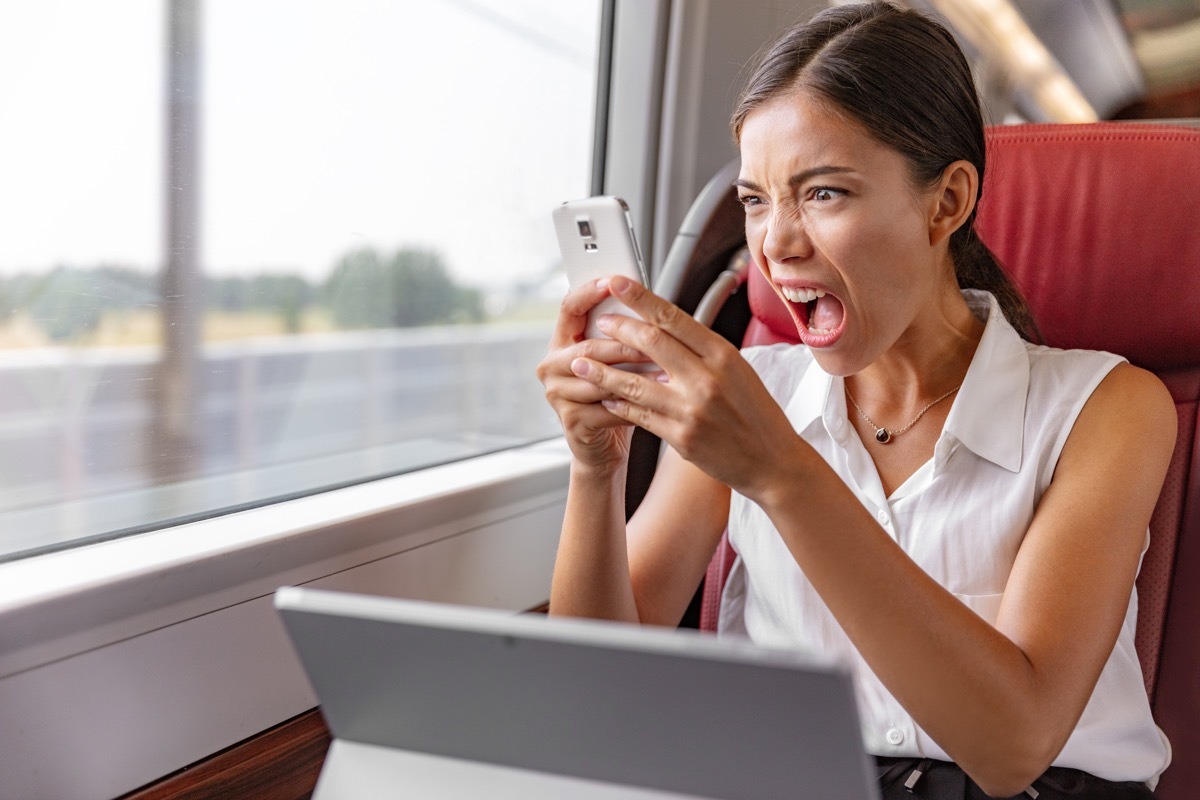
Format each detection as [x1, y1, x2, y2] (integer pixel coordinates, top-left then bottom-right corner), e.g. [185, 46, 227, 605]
[576, 219, 593, 238]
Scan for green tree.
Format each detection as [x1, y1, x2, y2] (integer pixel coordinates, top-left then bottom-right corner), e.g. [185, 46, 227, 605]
[209, 276, 251, 313]
[325, 247, 391, 328]
[208, 273, 314, 332]
[0, 282, 15, 323]
[325, 246, 483, 329]
[251, 274, 312, 333]
[22, 266, 154, 342]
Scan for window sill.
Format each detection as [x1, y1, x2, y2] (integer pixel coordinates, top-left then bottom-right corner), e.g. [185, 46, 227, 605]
[0, 439, 571, 799]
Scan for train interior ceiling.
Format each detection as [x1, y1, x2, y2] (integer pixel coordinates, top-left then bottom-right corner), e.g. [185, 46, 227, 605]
[0, 1, 1197, 799]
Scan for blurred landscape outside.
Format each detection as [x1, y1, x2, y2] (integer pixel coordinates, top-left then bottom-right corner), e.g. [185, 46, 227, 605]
[0, 246, 558, 348]
[0, 0, 597, 559]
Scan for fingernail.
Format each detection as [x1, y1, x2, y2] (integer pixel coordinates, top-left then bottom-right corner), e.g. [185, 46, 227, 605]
[601, 399, 618, 410]
[596, 315, 613, 332]
[610, 275, 630, 293]
[595, 277, 609, 291]
[571, 358, 590, 377]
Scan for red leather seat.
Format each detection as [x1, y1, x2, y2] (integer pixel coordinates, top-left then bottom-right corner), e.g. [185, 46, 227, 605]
[691, 122, 1200, 796]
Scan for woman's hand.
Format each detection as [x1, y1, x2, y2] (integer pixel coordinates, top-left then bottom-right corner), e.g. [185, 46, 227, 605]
[568, 276, 804, 497]
[536, 278, 655, 472]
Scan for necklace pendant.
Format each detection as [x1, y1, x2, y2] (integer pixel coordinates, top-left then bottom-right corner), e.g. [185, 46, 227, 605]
[875, 428, 892, 444]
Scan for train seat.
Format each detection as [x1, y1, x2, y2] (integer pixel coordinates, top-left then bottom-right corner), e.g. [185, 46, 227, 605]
[655, 122, 1200, 797]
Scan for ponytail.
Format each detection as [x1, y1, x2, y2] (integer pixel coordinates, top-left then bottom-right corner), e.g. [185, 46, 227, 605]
[950, 225, 1040, 342]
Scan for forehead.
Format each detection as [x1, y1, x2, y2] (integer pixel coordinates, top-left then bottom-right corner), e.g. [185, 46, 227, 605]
[737, 92, 898, 182]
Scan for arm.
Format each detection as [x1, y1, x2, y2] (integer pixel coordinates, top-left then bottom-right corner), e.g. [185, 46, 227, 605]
[551, 446, 730, 625]
[538, 277, 729, 624]
[627, 448, 730, 626]
[581, 277, 1176, 795]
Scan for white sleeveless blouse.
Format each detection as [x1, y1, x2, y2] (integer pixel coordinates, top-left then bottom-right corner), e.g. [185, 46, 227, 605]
[718, 290, 1171, 785]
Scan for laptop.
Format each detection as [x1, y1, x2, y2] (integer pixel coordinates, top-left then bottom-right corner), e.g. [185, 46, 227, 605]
[275, 586, 880, 800]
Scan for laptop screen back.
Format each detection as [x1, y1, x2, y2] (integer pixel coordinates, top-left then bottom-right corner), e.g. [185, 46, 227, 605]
[275, 586, 879, 800]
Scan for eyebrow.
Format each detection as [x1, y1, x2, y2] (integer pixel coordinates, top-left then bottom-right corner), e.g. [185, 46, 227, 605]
[734, 165, 856, 192]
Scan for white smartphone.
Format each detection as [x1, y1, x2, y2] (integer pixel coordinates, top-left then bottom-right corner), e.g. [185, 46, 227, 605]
[552, 196, 650, 340]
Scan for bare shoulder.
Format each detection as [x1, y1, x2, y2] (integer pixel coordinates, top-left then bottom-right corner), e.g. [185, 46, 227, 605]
[1052, 361, 1176, 509]
[1073, 362, 1176, 452]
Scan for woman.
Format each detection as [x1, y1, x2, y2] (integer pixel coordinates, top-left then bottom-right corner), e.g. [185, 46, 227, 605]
[536, 3, 1175, 797]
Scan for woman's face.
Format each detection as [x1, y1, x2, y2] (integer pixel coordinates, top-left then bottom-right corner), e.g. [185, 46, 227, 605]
[737, 92, 948, 376]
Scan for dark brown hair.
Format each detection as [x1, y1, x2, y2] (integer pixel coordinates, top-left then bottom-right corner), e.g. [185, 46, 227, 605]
[733, 1, 1036, 339]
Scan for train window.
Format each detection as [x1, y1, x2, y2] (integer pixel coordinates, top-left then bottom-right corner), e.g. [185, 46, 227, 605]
[0, 0, 600, 561]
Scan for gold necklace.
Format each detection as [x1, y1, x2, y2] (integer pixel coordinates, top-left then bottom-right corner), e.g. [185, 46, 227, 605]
[845, 383, 962, 444]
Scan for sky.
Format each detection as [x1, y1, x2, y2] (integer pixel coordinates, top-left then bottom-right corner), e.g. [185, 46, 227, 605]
[0, 0, 599, 288]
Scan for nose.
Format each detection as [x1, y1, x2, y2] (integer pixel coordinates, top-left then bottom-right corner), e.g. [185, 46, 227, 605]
[760, 204, 813, 265]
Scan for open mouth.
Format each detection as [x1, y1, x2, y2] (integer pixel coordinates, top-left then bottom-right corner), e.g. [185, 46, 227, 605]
[779, 286, 845, 344]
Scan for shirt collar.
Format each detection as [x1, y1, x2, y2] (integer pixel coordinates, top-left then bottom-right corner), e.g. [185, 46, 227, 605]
[788, 353, 850, 445]
[784, 290, 1029, 472]
[940, 290, 1029, 473]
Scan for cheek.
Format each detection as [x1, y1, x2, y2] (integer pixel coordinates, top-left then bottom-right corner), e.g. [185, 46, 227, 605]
[743, 213, 767, 252]
[802, 213, 858, 262]
[816, 211, 923, 279]
[744, 217, 775, 278]
[862, 200, 929, 251]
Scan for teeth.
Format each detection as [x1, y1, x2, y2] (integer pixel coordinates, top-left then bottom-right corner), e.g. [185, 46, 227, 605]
[780, 286, 826, 304]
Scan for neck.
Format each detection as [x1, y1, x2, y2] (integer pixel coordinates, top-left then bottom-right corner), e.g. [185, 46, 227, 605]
[847, 287, 984, 414]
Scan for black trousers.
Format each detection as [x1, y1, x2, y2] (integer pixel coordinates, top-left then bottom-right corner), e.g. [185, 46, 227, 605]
[876, 757, 1155, 800]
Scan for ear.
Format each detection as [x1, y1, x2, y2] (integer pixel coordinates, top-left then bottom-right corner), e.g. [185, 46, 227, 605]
[928, 160, 978, 247]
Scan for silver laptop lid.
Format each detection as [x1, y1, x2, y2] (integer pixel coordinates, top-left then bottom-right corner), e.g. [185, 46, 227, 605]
[276, 586, 879, 800]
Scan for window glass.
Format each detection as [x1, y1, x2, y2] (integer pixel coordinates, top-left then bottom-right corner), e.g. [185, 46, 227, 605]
[0, 0, 598, 560]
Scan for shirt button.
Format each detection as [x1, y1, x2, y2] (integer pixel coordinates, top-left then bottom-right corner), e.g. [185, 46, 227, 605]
[885, 727, 904, 746]
[876, 509, 890, 525]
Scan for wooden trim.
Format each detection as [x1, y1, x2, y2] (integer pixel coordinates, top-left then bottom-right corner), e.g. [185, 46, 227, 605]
[119, 709, 331, 800]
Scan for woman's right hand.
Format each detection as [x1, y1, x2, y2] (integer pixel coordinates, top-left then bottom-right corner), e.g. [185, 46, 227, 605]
[536, 278, 652, 472]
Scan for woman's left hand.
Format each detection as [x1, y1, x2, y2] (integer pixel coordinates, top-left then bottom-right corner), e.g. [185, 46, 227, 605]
[569, 275, 803, 498]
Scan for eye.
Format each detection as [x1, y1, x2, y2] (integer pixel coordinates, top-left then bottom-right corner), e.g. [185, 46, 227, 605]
[736, 193, 764, 210]
[810, 187, 845, 202]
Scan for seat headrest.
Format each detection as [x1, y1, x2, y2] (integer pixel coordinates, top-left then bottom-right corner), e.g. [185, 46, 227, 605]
[977, 123, 1200, 372]
[742, 122, 1200, 369]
